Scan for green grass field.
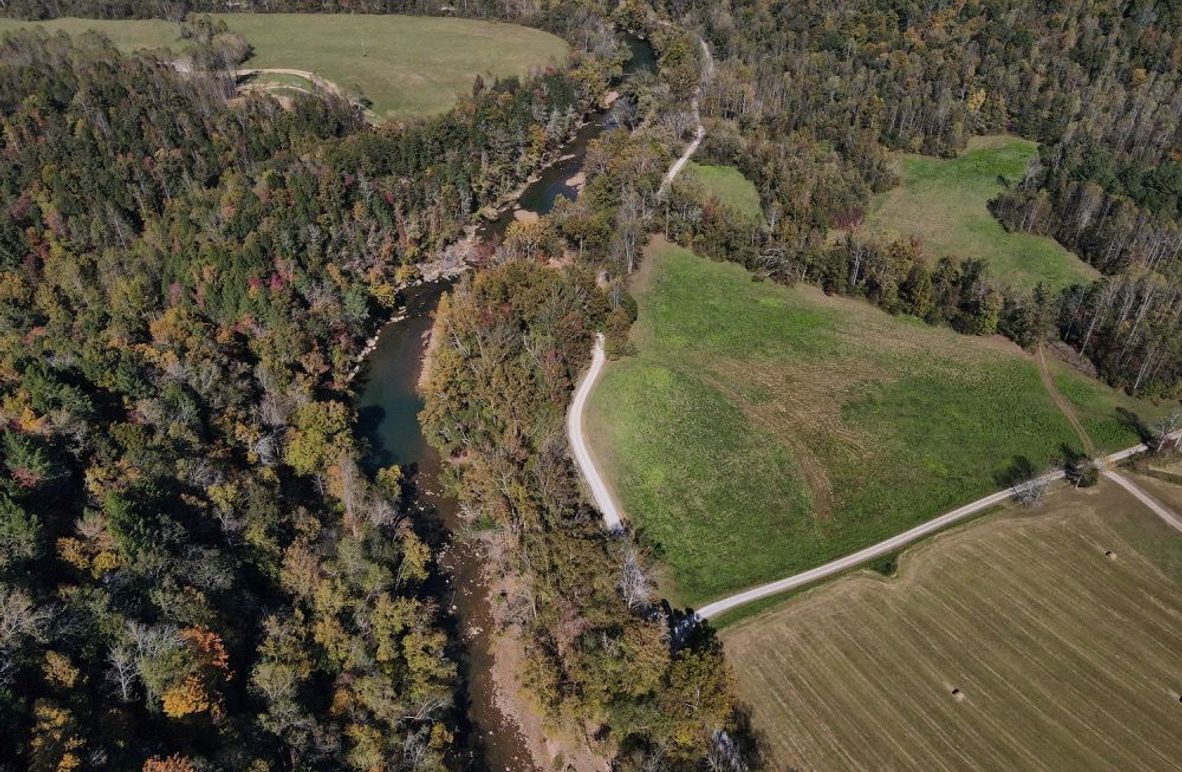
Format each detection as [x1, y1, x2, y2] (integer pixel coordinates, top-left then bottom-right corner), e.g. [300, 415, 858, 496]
[213, 13, 568, 120]
[585, 240, 1162, 605]
[0, 14, 569, 120]
[865, 135, 1098, 291]
[721, 484, 1182, 770]
[685, 162, 762, 219]
[0, 16, 189, 51]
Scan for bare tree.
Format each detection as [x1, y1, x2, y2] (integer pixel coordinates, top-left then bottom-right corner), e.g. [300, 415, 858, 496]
[1150, 408, 1182, 453]
[619, 546, 653, 610]
[107, 643, 138, 703]
[706, 730, 749, 772]
[1012, 476, 1049, 507]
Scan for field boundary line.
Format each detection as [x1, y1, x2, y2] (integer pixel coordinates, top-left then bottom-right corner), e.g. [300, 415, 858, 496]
[695, 429, 1182, 619]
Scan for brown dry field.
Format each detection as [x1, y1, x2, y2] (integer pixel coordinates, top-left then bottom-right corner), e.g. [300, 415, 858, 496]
[722, 480, 1182, 771]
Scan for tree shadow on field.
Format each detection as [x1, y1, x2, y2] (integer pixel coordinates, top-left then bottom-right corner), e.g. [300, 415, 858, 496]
[996, 455, 1037, 488]
[1116, 407, 1154, 445]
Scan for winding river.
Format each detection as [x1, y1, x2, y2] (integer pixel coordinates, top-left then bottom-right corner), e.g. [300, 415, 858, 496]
[352, 34, 654, 771]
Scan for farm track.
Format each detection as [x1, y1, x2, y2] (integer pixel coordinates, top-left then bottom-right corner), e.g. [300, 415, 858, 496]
[569, 36, 713, 528]
[1036, 344, 1095, 456]
[696, 429, 1182, 619]
[567, 334, 624, 531]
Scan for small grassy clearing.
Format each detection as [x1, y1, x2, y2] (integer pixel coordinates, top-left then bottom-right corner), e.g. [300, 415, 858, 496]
[685, 162, 762, 219]
[720, 483, 1182, 771]
[865, 135, 1098, 291]
[586, 240, 1162, 605]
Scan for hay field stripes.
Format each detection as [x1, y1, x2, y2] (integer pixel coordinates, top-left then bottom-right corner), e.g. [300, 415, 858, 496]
[1104, 469, 1182, 533]
[722, 490, 1182, 771]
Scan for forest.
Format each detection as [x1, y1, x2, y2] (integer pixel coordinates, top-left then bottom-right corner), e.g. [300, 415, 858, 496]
[0, 8, 646, 769]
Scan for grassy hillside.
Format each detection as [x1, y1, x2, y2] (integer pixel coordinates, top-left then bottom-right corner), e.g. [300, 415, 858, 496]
[214, 13, 568, 120]
[586, 240, 1161, 604]
[0, 16, 187, 50]
[685, 162, 763, 219]
[0, 14, 569, 120]
[721, 484, 1182, 770]
[865, 135, 1097, 291]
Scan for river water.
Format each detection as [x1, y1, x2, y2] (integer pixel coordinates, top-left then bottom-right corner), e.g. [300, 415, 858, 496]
[352, 33, 654, 771]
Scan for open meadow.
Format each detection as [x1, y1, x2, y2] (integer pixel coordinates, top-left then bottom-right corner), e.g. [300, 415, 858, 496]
[721, 482, 1182, 771]
[685, 162, 763, 219]
[0, 14, 568, 120]
[864, 135, 1098, 291]
[0, 16, 187, 50]
[212, 13, 568, 120]
[585, 240, 1164, 605]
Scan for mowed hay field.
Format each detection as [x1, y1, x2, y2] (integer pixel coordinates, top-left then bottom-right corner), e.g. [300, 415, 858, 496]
[865, 135, 1098, 291]
[0, 14, 569, 120]
[585, 240, 1164, 605]
[722, 483, 1182, 771]
[212, 14, 568, 119]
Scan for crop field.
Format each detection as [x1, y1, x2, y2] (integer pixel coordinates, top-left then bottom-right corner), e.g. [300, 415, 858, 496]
[721, 483, 1182, 771]
[865, 135, 1098, 291]
[212, 14, 568, 120]
[685, 162, 763, 219]
[585, 240, 1163, 604]
[0, 14, 568, 120]
[0, 16, 188, 51]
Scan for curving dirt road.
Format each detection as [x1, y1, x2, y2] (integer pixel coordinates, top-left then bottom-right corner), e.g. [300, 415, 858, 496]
[568, 334, 624, 531]
[657, 38, 713, 198]
[695, 430, 1182, 620]
[569, 37, 713, 528]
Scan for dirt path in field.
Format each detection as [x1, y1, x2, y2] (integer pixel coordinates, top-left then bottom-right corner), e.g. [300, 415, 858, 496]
[657, 36, 712, 197]
[1032, 346, 1182, 531]
[1036, 344, 1095, 456]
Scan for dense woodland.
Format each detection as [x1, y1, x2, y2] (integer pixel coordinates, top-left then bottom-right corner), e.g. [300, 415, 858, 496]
[420, 265, 749, 769]
[0, 12, 639, 770]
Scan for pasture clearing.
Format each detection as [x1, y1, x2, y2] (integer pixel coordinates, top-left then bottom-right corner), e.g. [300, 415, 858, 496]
[585, 240, 1163, 605]
[685, 162, 763, 219]
[864, 135, 1098, 291]
[212, 13, 568, 120]
[0, 16, 187, 51]
[721, 482, 1182, 771]
[0, 14, 568, 120]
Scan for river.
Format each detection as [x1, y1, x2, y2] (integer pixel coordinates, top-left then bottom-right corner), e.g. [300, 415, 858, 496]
[352, 32, 654, 771]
